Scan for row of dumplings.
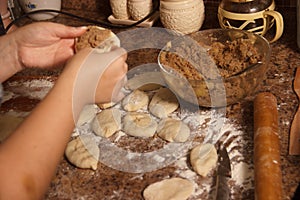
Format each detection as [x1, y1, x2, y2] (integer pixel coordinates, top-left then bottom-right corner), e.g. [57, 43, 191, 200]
[65, 84, 219, 180]
[92, 87, 191, 143]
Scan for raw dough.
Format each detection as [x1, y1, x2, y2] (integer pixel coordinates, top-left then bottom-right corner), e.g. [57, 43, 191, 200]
[76, 104, 98, 126]
[122, 112, 157, 138]
[124, 71, 164, 91]
[149, 88, 179, 118]
[137, 83, 162, 91]
[157, 118, 190, 143]
[75, 26, 120, 53]
[121, 89, 149, 111]
[190, 143, 218, 177]
[65, 135, 99, 170]
[97, 102, 116, 110]
[92, 108, 121, 138]
[143, 177, 194, 200]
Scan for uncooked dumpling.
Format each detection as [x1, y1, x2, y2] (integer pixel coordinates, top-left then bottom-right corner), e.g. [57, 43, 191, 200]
[77, 104, 97, 126]
[122, 89, 149, 111]
[122, 112, 157, 138]
[149, 88, 179, 118]
[97, 101, 116, 110]
[143, 177, 194, 200]
[92, 108, 121, 138]
[157, 118, 190, 143]
[190, 143, 218, 177]
[65, 135, 99, 170]
[124, 71, 164, 91]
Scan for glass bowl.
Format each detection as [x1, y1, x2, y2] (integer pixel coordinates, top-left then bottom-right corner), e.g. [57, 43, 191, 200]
[158, 28, 271, 107]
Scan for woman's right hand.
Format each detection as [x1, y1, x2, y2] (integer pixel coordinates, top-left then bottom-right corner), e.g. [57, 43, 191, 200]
[60, 47, 128, 108]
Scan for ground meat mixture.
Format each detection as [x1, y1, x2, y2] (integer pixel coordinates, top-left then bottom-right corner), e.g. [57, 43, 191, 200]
[75, 26, 112, 52]
[208, 38, 261, 78]
[159, 36, 266, 107]
[160, 38, 262, 79]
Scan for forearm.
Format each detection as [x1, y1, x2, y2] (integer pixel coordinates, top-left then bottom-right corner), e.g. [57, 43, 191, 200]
[0, 71, 84, 199]
[0, 47, 126, 199]
[0, 35, 22, 82]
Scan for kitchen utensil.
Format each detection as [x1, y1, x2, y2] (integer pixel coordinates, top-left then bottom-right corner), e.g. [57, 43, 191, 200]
[19, 0, 61, 21]
[289, 67, 300, 155]
[109, 0, 130, 20]
[215, 146, 231, 200]
[158, 28, 271, 107]
[253, 92, 282, 200]
[128, 0, 153, 21]
[159, 0, 205, 34]
[231, 61, 263, 77]
[218, 0, 284, 43]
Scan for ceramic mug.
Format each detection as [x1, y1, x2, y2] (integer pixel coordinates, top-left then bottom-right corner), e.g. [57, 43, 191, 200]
[110, 0, 130, 19]
[218, 1, 284, 43]
[160, 0, 205, 34]
[19, 0, 61, 21]
[128, 0, 153, 21]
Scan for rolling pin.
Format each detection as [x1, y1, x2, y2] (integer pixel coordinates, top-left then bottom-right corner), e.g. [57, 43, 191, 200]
[253, 92, 283, 200]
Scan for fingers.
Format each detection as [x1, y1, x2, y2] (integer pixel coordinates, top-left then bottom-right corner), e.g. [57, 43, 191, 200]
[54, 25, 88, 39]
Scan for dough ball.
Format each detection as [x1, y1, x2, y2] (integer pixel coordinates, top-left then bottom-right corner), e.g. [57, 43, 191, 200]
[124, 71, 164, 91]
[65, 135, 99, 170]
[149, 88, 179, 118]
[75, 26, 120, 53]
[190, 143, 218, 177]
[157, 118, 190, 143]
[97, 101, 116, 110]
[138, 83, 162, 92]
[143, 177, 194, 200]
[122, 112, 157, 138]
[92, 108, 122, 138]
[76, 104, 98, 126]
[122, 89, 149, 112]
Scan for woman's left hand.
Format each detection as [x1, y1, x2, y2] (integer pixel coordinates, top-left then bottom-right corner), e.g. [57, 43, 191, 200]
[13, 22, 87, 69]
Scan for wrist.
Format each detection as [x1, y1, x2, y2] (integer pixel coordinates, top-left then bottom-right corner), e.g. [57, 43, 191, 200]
[0, 34, 23, 82]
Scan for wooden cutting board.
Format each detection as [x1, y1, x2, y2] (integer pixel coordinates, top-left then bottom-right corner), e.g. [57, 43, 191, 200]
[289, 67, 300, 155]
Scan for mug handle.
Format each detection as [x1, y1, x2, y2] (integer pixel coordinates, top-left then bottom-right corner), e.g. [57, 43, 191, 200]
[264, 10, 284, 43]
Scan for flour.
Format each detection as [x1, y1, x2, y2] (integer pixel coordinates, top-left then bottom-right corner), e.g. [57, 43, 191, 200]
[7, 79, 54, 100]
[74, 96, 254, 199]
[2, 91, 15, 103]
[232, 162, 254, 187]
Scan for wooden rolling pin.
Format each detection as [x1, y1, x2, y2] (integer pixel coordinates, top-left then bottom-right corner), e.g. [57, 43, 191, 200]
[253, 92, 283, 200]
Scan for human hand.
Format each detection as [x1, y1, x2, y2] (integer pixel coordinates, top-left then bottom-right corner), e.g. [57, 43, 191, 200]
[59, 46, 128, 117]
[12, 22, 87, 70]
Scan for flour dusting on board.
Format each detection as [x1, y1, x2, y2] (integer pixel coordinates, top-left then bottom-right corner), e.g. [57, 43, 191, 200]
[6, 79, 54, 100]
[75, 102, 255, 199]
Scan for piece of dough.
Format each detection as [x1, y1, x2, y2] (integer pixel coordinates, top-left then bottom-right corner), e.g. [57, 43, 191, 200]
[65, 135, 99, 170]
[122, 112, 157, 138]
[157, 118, 190, 143]
[97, 101, 116, 110]
[149, 88, 179, 118]
[75, 26, 120, 53]
[121, 89, 149, 112]
[92, 108, 121, 138]
[138, 83, 162, 91]
[125, 71, 164, 91]
[190, 143, 218, 177]
[143, 177, 194, 200]
[76, 104, 98, 126]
